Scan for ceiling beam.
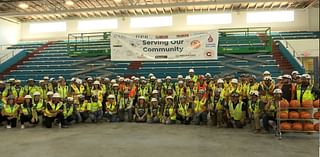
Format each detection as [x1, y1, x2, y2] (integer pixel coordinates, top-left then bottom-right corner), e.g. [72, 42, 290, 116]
[0, 0, 306, 17]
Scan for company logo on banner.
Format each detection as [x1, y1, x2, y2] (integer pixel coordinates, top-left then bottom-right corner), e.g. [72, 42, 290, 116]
[111, 30, 219, 61]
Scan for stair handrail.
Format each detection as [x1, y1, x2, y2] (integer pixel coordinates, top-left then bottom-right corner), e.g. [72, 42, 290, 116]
[278, 33, 303, 66]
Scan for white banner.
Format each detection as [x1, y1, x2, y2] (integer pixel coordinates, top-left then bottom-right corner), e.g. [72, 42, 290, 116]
[111, 31, 219, 61]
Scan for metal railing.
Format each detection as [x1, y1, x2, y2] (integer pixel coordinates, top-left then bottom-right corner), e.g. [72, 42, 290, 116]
[278, 34, 303, 66]
[0, 47, 22, 64]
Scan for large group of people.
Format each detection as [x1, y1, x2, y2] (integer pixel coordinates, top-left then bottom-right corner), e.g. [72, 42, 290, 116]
[0, 69, 319, 133]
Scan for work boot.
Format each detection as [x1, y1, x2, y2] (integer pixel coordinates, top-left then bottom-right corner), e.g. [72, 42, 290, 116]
[21, 125, 25, 129]
[6, 125, 11, 129]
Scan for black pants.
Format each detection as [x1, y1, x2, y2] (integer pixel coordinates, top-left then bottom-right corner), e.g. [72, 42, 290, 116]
[44, 112, 64, 128]
[64, 116, 74, 125]
[177, 115, 192, 125]
[20, 114, 37, 125]
[5, 116, 17, 128]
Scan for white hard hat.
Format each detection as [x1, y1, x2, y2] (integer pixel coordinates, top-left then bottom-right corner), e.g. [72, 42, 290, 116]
[24, 95, 32, 99]
[150, 76, 156, 80]
[148, 73, 154, 77]
[71, 78, 76, 82]
[263, 71, 271, 75]
[205, 73, 211, 77]
[282, 74, 292, 80]
[43, 76, 49, 80]
[138, 96, 145, 100]
[52, 93, 61, 98]
[177, 75, 183, 79]
[76, 79, 82, 84]
[157, 79, 162, 83]
[87, 77, 93, 81]
[166, 96, 174, 99]
[9, 78, 15, 81]
[166, 76, 172, 79]
[113, 83, 119, 87]
[277, 76, 283, 80]
[231, 79, 238, 84]
[67, 97, 74, 101]
[250, 91, 259, 96]
[111, 79, 116, 83]
[46, 91, 54, 96]
[189, 69, 194, 73]
[104, 78, 110, 81]
[108, 94, 115, 99]
[273, 89, 282, 94]
[39, 80, 44, 83]
[119, 77, 124, 81]
[33, 92, 40, 96]
[152, 90, 159, 94]
[264, 76, 272, 81]
[140, 76, 146, 80]
[178, 80, 184, 84]
[185, 76, 191, 80]
[302, 74, 311, 79]
[217, 79, 224, 84]
[93, 80, 100, 85]
[15, 80, 21, 83]
[291, 71, 299, 75]
[151, 98, 158, 102]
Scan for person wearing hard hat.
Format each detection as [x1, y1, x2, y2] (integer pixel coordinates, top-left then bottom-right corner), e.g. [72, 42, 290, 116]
[147, 76, 157, 93]
[91, 81, 104, 102]
[138, 80, 150, 102]
[119, 91, 134, 122]
[74, 94, 89, 123]
[84, 77, 94, 100]
[263, 71, 271, 79]
[176, 95, 193, 125]
[63, 97, 75, 126]
[165, 87, 176, 103]
[46, 91, 54, 104]
[175, 80, 186, 102]
[204, 73, 213, 89]
[163, 76, 174, 93]
[193, 90, 208, 125]
[2, 95, 19, 128]
[147, 98, 162, 123]
[154, 79, 164, 99]
[0, 80, 5, 93]
[197, 75, 207, 93]
[87, 95, 103, 123]
[247, 75, 259, 100]
[294, 74, 319, 104]
[208, 89, 225, 128]
[135, 96, 148, 123]
[248, 91, 264, 133]
[162, 96, 176, 124]
[105, 94, 119, 122]
[70, 78, 85, 104]
[43, 93, 67, 128]
[225, 78, 241, 102]
[24, 78, 39, 96]
[48, 78, 58, 93]
[188, 69, 198, 83]
[216, 79, 225, 99]
[225, 92, 246, 128]
[109, 83, 121, 104]
[275, 76, 283, 88]
[291, 71, 299, 83]
[186, 79, 197, 100]
[278, 74, 295, 102]
[20, 95, 38, 129]
[14, 80, 25, 104]
[33, 92, 44, 116]
[0, 91, 4, 124]
[2, 79, 17, 101]
[38, 80, 48, 101]
[57, 79, 69, 101]
[258, 76, 275, 104]
[262, 89, 285, 133]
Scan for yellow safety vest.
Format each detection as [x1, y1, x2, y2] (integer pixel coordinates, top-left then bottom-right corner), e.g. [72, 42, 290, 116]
[228, 101, 243, 121]
[296, 85, 315, 101]
[208, 97, 223, 110]
[58, 86, 68, 99]
[21, 103, 33, 115]
[248, 100, 260, 113]
[106, 101, 117, 112]
[77, 101, 88, 112]
[44, 102, 63, 117]
[178, 103, 191, 117]
[63, 104, 74, 118]
[3, 104, 19, 116]
[87, 101, 102, 112]
[164, 105, 176, 120]
[33, 100, 44, 112]
[194, 97, 207, 113]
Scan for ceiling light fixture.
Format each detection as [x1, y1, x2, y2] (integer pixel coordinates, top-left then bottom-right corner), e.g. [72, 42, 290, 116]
[114, 0, 122, 3]
[18, 3, 29, 9]
[65, 0, 74, 6]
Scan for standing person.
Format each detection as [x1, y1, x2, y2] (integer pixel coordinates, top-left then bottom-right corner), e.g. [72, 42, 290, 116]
[176, 95, 193, 125]
[91, 81, 104, 102]
[294, 74, 318, 104]
[188, 69, 198, 83]
[208, 89, 225, 128]
[134, 96, 148, 123]
[147, 98, 162, 123]
[226, 92, 246, 128]
[20, 95, 38, 129]
[259, 76, 275, 104]
[87, 95, 103, 123]
[105, 94, 119, 122]
[193, 90, 208, 125]
[162, 96, 177, 124]
[248, 91, 264, 133]
[58, 79, 69, 101]
[43, 93, 67, 128]
[24, 79, 39, 96]
[0, 92, 4, 125]
[118, 91, 134, 122]
[2, 95, 19, 128]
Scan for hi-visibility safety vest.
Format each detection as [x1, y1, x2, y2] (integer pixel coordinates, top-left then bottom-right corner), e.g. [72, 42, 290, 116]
[178, 103, 191, 117]
[21, 104, 33, 115]
[44, 102, 63, 117]
[296, 85, 315, 101]
[2, 104, 19, 116]
[228, 101, 243, 121]
[64, 104, 74, 118]
[87, 101, 102, 112]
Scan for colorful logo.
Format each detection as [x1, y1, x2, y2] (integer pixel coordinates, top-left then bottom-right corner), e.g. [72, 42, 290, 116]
[208, 35, 213, 42]
[190, 40, 201, 49]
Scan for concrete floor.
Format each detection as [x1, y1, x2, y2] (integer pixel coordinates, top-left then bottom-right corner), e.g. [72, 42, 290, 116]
[0, 123, 318, 157]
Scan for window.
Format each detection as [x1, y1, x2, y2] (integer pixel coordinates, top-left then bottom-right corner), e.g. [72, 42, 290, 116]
[186, 13, 232, 25]
[29, 22, 66, 33]
[130, 16, 172, 28]
[78, 19, 118, 31]
[246, 11, 294, 23]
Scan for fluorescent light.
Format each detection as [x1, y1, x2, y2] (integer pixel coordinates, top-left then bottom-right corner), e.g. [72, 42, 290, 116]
[247, 11, 294, 23]
[65, 0, 74, 6]
[29, 22, 67, 33]
[130, 16, 172, 28]
[187, 13, 232, 25]
[78, 19, 118, 30]
[18, 3, 29, 9]
[114, 0, 122, 2]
